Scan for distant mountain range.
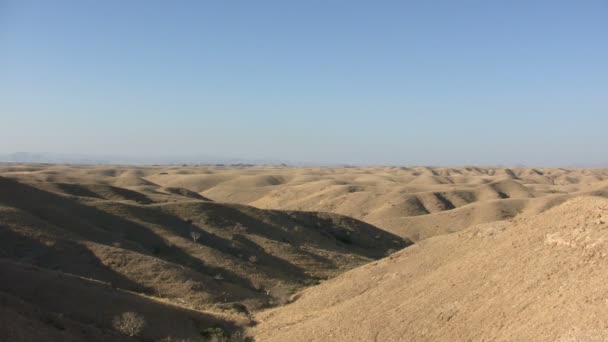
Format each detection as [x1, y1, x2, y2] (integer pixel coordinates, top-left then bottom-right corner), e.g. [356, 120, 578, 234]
[0, 152, 294, 166]
[0, 152, 605, 168]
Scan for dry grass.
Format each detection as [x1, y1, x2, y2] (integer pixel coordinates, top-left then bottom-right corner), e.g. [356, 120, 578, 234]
[112, 311, 146, 337]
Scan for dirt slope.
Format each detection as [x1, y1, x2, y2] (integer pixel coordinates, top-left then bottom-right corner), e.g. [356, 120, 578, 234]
[0, 259, 236, 342]
[252, 196, 608, 341]
[0, 174, 406, 341]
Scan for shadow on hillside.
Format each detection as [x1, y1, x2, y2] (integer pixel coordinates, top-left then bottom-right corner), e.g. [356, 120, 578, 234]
[104, 203, 311, 283]
[0, 227, 150, 294]
[53, 183, 105, 199]
[0, 259, 245, 341]
[56, 183, 154, 204]
[180, 202, 410, 258]
[0, 177, 263, 297]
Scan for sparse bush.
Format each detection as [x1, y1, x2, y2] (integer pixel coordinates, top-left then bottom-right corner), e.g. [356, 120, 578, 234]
[251, 279, 264, 291]
[201, 327, 229, 342]
[112, 311, 146, 337]
[161, 337, 196, 342]
[334, 230, 353, 245]
[41, 312, 65, 330]
[190, 231, 201, 243]
[200, 327, 248, 342]
[302, 278, 321, 286]
[233, 223, 247, 234]
[267, 283, 293, 305]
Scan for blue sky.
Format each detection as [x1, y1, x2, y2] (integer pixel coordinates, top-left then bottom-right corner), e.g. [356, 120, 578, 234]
[1, 1, 607, 165]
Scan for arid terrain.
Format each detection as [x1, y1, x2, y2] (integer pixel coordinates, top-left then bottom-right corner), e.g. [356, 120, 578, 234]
[1, 164, 608, 341]
[253, 196, 608, 341]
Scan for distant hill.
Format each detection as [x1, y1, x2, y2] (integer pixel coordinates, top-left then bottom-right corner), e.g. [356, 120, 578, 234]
[142, 165, 608, 241]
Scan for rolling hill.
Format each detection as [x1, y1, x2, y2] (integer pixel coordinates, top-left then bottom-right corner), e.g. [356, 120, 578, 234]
[252, 196, 608, 341]
[0, 173, 407, 341]
[2, 164, 608, 341]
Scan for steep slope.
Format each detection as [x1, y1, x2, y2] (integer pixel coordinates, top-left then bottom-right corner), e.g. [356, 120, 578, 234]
[252, 196, 608, 341]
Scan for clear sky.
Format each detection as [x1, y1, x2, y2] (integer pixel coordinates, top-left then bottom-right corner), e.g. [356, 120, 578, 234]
[1, 1, 607, 166]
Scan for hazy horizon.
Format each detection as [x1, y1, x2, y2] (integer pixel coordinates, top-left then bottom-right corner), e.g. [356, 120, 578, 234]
[2, 1, 607, 166]
[1, 151, 606, 168]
